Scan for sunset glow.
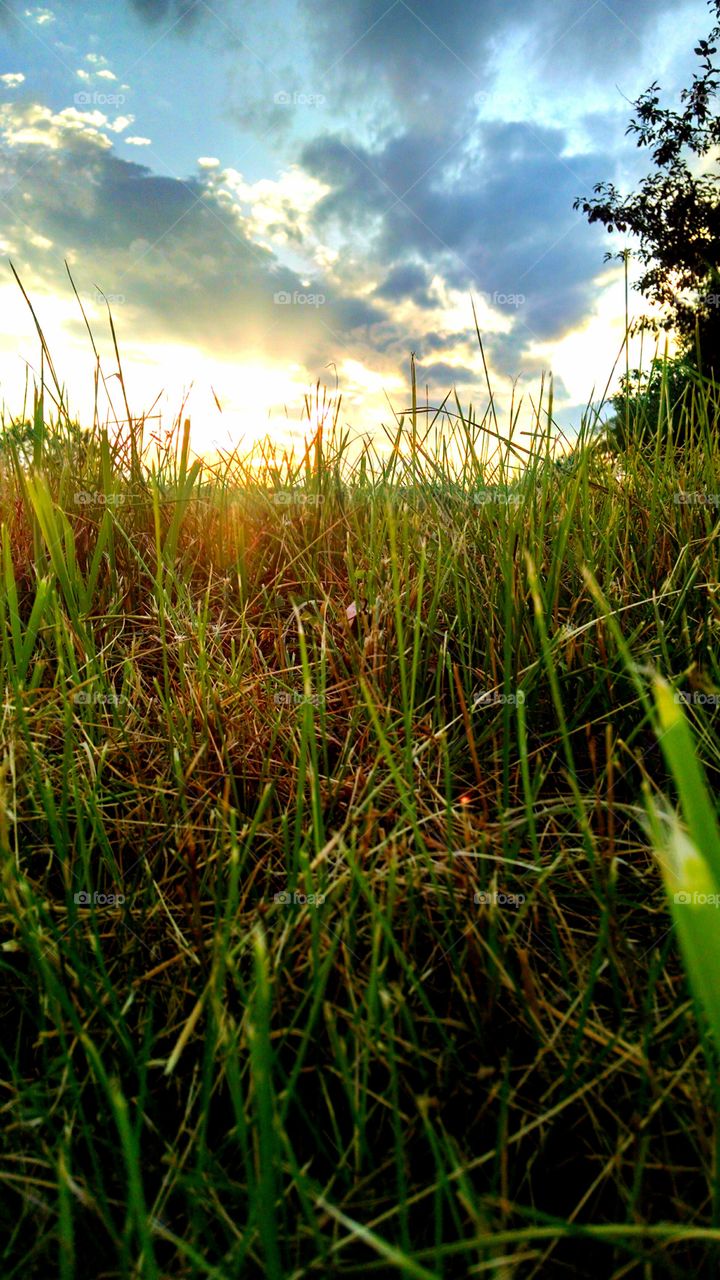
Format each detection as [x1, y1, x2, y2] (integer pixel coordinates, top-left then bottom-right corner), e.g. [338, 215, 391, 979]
[0, 0, 703, 443]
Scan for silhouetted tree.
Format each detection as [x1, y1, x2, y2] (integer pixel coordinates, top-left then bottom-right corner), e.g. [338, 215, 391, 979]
[575, 0, 720, 371]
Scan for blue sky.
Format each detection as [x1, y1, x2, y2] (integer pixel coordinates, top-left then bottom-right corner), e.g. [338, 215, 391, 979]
[0, 0, 710, 449]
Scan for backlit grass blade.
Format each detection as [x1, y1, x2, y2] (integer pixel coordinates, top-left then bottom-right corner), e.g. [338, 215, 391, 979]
[647, 677, 720, 1048]
[24, 473, 82, 627]
[653, 676, 720, 886]
[2, 526, 52, 682]
[646, 799, 720, 1048]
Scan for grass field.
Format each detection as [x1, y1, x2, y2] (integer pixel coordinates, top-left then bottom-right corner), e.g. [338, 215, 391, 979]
[3, 350, 720, 1278]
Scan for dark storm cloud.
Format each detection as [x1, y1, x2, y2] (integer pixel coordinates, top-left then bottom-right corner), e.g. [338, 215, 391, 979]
[415, 360, 477, 386]
[416, 330, 466, 354]
[374, 263, 436, 307]
[128, 0, 197, 21]
[127, 0, 246, 35]
[293, 0, 707, 374]
[0, 0, 230, 26]
[300, 0, 682, 117]
[333, 295, 387, 329]
[301, 119, 618, 361]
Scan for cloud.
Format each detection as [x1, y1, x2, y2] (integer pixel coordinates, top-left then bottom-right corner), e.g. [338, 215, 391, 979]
[203, 163, 332, 252]
[373, 263, 437, 309]
[0, 0, 696, 419]
[0, 97, 395, 371]
[298, 0, 682, 131]
[0, 73, 25, 88]
[0, 102, 115, 149]
[127, 0, 221, 27]
[414, 329, 472, 355]
[0, 0, 231, 30]
[0, 4, 54, 25]
[414, 360, 477, 386]
[300, 117, 626, 367]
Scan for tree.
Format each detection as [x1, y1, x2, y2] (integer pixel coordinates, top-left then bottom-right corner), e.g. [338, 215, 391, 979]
[574, 0, 720, 370]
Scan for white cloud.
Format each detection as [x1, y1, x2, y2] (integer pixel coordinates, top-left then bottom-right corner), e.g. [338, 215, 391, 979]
[210, 163, 331, 251]
[76, 70, 90, 82]
[0, 74, 25, 89]
[96, 70, 117, 82]
[0, 102, 113, 150]
[198, 156, 220, 169]
[125, 135, 152, 146]
[107, 116, 134, 133]
[24, 7, 54, 24]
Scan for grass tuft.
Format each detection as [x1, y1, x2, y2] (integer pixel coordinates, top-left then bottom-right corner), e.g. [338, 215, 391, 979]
[2, 325, 720, 1276]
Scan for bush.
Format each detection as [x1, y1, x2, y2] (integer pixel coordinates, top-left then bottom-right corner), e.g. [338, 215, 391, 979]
[606, 353, 709, 450]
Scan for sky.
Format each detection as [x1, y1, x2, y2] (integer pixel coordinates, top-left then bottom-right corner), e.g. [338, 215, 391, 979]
[0, 0, 711, 455]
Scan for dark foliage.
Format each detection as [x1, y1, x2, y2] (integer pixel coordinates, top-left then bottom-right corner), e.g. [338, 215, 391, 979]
[575, 0, 720, 368]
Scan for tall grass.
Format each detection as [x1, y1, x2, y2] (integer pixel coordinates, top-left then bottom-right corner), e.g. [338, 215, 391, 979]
[1, 312, 720, 1277]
